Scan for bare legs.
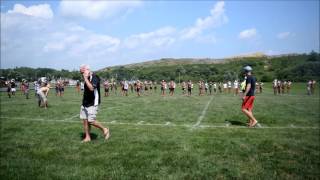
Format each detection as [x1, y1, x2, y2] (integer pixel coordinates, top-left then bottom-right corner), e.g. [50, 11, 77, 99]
[82, 120, 110, 142]
[242, 108, 258, 127]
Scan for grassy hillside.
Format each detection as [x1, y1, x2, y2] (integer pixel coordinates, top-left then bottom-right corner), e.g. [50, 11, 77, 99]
[1, 52, 319, 83]
[98, 52, 320, 82]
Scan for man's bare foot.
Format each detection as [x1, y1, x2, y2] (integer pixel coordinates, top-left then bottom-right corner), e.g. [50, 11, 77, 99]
[103, 128, 110, 140]
[249, 121, 258, 128]
[81, 138, 91, 143]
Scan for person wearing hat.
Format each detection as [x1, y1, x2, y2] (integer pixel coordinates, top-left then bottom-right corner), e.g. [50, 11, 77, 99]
[161, 80, 166, 96]
[241, 65, 258, 127]
[37, 82, 50, 109]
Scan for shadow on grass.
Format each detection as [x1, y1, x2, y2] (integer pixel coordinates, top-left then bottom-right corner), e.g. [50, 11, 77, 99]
[79, 133, 98, 140]
[225, 119, 247, 126]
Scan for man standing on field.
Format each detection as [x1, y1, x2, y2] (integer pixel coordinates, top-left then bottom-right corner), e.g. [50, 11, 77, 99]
[241, 66, 258, 128]
[80, 65, 110, 142]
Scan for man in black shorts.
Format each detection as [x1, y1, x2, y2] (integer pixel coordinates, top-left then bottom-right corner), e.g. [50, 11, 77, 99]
[80, 65, 110, 142]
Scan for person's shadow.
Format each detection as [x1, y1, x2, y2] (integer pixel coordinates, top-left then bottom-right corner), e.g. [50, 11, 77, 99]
[225, 119, 247, 126]
[79, 133, 98, 140]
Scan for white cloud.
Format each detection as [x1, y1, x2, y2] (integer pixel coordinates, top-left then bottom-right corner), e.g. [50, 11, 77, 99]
[8, 4, 53, 19]
[238, 28, 257, 39]
[277, 32, 295, 39]
[59, 0, 142, 20]
[124, 26, 176, 49]
[181, 1, 228, 39]
[43, 27, 120, 56]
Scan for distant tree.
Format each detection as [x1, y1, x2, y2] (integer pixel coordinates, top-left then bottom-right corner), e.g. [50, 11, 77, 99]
[307, 50, 319, 62]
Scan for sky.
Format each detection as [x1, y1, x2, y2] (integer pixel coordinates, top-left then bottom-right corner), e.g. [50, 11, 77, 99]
[1, 0, 319, 71]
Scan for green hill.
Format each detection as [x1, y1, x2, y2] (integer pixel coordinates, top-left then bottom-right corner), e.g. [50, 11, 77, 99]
[0, 51, 319, 83]
[97, 51, 320, 82]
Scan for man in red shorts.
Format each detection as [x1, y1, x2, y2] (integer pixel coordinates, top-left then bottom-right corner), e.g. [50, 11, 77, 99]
[241, 66, 258, 128]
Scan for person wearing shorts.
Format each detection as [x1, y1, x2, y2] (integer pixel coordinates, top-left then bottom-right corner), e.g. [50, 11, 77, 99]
[241, 66, 258, 128]
[10, 80, 16, 96]
[6, 81, 11, 98]
[227, 81, 232, 94]
[187, 80, 192, 96]
[79, 64, 110, 143]
[213, 82, 217, 94]
[208, 81, 213, 95]
[181, 81, 186, 95]
[234, 80, 239, 96]
[273, 79, 278, 95]
[104, 80, 110, 97]
[37, 82, 50, 109]
[136, 80, 142, 96]
[23, 80, 30, 99]
[161, 80, 166, 96]
[168, 80, 175, 96]
[123, 80, 129, 96]
[59, 80, 65, 97]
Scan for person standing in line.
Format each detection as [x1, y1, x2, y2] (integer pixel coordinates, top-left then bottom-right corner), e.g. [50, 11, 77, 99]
[136, 80, 142, 96]
[277, 80, 281, 94]
[227, 81, 232, 94]
[104, 80, 110, 97]
[181, 81, 187, 95]
[37, 81, 50, 109]
[169, 80, 176, 96]
[187, 80, 192, 96]
[286, 80, 291, 94]
[23, 80, 30, 99]
[10, 79, 16, 96]
[273, 79, 278, 95]
[234, 80, 239, 96]
[209, 81, 213, 95]
[123, 80, 129, 96]
[204, 81, 209, 95]
[307, 80, 312, 95]
[218, 82, 222, 93]
[311, 80, 316, 95]
[79, 65, 110, 143]
[161, 80, 166, 96]
[241, 66, 258, 128]
[213, 82, 217, 94]
[6, 81, 11, 98]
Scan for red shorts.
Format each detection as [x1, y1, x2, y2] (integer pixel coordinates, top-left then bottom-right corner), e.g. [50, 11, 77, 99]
[242, 96, 255, 111]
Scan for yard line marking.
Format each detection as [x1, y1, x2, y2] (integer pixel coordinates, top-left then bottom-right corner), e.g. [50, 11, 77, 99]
[64, 114, 79, 120]
[0, 117, 319, 129]
[193, 96, 214, 127]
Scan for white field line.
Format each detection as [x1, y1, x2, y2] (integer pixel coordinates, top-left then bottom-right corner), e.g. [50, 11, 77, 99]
[193, 96, 214, 127]
[64, 114, 79, 120]
[0, 116, 319, 129]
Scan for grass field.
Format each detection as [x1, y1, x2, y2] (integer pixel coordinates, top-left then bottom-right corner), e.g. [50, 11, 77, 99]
[0, 83, 319, 179]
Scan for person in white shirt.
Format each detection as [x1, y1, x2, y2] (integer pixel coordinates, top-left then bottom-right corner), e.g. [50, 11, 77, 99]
[213, 82, 217, 93]
[273, 79, 278, 95]
[227, 81, 232, 94]
[223, 82, 227, 93]
[124, 80, 129, 96]
[234, 80, 239, 96]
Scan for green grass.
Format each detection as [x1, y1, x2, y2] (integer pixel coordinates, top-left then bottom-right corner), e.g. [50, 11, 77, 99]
[0, 83, 319, 179]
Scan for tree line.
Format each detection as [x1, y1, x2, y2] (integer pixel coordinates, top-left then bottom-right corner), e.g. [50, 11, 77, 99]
[0, 51, 319, 83]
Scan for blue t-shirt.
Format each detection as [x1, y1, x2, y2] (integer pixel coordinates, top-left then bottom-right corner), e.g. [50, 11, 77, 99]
[245, 75, 256, 96]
